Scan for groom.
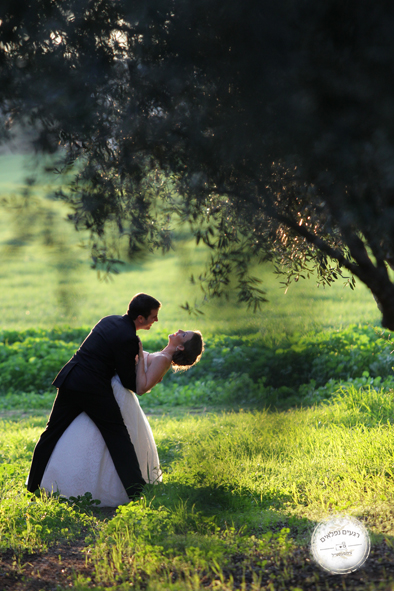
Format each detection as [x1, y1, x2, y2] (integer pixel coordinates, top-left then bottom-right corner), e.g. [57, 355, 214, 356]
[27, 293, 161, 499]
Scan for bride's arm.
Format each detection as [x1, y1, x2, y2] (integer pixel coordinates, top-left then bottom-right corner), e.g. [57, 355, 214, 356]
[136, 341, 171, 395]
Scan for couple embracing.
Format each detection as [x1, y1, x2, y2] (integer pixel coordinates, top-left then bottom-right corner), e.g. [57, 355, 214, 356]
[27, 293, 204, 507]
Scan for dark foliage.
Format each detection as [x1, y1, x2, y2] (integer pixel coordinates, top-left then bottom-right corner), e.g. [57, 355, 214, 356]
[2, 1, 394, 325]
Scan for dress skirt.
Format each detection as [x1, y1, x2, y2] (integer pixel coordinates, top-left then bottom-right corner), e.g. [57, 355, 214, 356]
[40, 375, 162, 507]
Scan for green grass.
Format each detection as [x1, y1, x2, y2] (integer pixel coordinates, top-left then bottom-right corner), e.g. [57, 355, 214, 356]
[1, 389, 394, 589]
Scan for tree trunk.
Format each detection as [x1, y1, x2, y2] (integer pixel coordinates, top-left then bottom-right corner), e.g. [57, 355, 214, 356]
[372, 291, 394, 331]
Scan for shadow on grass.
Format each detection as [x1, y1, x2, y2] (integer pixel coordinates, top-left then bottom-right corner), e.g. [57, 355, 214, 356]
[144, 482, 394, 589]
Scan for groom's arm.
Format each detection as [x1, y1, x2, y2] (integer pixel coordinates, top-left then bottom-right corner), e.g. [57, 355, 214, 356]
[113, 335, 139, 392]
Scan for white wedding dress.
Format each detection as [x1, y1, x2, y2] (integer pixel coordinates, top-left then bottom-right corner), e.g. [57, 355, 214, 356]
[40, 354, 162, 507]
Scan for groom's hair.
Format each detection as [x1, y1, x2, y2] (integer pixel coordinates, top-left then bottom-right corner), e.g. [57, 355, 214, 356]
[127, 293, 161, 320]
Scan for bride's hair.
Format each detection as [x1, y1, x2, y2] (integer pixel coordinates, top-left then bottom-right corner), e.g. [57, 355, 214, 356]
[171, 331, 204, 372]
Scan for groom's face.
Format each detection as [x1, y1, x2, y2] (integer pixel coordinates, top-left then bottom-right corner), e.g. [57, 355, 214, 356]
[137, 308, 159, 331]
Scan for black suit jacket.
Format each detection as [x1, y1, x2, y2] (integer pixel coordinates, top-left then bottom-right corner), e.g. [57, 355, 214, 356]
[53, 314, 139, 395]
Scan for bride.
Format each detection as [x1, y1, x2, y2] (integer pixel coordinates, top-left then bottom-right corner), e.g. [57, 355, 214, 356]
[40, 329, 204, 507]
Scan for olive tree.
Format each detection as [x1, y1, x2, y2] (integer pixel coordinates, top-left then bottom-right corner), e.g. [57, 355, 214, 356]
[2, 0, 394, 326]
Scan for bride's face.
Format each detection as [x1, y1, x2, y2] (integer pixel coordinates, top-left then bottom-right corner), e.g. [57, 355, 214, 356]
[168, 330, 194, 348]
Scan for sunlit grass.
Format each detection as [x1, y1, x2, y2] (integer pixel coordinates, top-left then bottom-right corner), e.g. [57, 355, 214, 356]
[1, 386, 394, 587]
[7, 384, 394, 526]
[147, 389, 394, 528]
[0, 153, 381, 337]
[0, 238, 381, 337]
[4, 386, 394, 536]
[85, 391, 394, 587]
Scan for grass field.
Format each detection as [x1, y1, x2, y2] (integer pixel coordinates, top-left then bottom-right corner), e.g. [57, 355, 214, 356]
[2, 389, 394, 590]
[0, 153, 393, 590]
[0, 153, 381, 336]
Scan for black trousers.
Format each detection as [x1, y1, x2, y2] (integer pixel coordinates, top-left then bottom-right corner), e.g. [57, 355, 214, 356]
[27, 387, 146, 498]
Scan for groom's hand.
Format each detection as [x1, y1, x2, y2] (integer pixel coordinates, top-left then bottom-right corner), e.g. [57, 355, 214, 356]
[137, 337, 144, 360]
